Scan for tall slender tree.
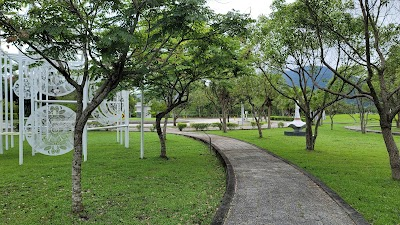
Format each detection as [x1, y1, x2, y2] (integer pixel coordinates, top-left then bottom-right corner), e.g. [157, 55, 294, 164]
[254, 2, 344, 150]
[302, 0, 400, 179]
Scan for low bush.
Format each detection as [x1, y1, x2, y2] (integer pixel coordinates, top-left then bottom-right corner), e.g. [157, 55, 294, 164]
[211, 122, 222, 130]
[150, 123, 156, 132]
[191, 123, 210, 131]
[250, 121, 265, 128]
[278, 122, 285, 128]
[227, 122, 239, 130]
[177, 123, 187, 131]
[270, 116, 305, 121]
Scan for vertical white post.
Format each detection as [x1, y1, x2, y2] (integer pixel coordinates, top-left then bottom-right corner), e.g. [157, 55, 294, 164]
[116, 122, 120, 143]
[0, 54, 3, 154]
[18, 53, 24, 165]
[124, 90, 129, 148]
[83, 79, 88, 162]
[119, 120, 123, 145]
[9, 57, 14, 148]
[4, 54, 8, 150]
[30, 68, 35, 155]
[140, 87, 144, 159]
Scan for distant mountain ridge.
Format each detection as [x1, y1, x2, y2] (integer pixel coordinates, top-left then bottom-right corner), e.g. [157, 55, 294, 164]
[283, 66, 333, 88]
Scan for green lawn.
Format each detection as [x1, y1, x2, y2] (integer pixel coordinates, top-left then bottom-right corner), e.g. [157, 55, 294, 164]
[209, 116, 400, 225]
[129, 117, 156, 122]
[0, 132, 225, 225]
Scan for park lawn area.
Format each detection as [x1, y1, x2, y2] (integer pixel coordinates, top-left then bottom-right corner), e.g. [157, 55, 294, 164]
[0, 132, 225, 225]
[129, 117, 156, 122]
[210, 120, 400, 225]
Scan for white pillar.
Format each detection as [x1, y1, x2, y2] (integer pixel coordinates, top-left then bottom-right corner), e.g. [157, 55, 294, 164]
[0, 54, 3, 154]
[124, 91, 129, 148]
[4, 54, 9, 150]
[9, 57, 14, 148]
[18, 53, 24, 165]
[140, 88, 144, 159]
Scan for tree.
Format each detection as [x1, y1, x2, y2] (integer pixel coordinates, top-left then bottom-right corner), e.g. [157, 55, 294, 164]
[145, 12, 252, 157]
[254, 2, 344, 150]
[234, 74, 276, 137]
[0, 0, 211, 214]
[302, 0, 400, 179]
[386, 46, 400, 128]
[206, 79, 238, 133]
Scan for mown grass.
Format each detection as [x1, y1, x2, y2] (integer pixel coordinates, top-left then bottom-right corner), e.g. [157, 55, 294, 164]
[129, 117, 156, 122]
[210, 115, 400, 225]
[0, 132, 225, 225]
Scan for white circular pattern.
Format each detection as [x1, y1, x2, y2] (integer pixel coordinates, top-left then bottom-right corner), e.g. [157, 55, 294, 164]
[40, 72, 80, 97]
[89, 85, 124, 125]
[25, 104, 75, 156]
[13, 78, 37, 99]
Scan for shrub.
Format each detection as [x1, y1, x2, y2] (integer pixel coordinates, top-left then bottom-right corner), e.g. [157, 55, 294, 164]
[271, 116, 305, 121]
[278, 122, 285, 128]
[227, 122, 239, 130]
[211, 122, 222, 130]
[150, 123, 156, 132]
[177, 123, 187, 131]
[191, 123, 210, 131]
[250, 121, 265, 128]
[136, 124, 141, 131]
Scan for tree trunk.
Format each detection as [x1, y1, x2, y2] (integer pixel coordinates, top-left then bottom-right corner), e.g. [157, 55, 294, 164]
[163, 115, 168, 140]
[72, 126, 84, 214]
[329, 115, 334, 130]
[251, 103, 263, 138]
[360, 111, 366, 134]
[256, 118, 263, 138]
[381, 122, 400, 180]
[397, 112, 400, 128]
[305, 117, 314, 151]
[267, 104, 272, 129]
[173, 114, 177, 127]
[222, 108, 227, 133]
[348, 113, 357, 123]
[156, 114, 168, 159]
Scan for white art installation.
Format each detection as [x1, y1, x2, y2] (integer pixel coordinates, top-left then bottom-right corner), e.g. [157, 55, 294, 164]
[25, 104, 75, 156]
[13, 78, 36, 99]
[90, 85, 125, 126]
[41, 71, 77, 97]
[0, 49, 130, 164]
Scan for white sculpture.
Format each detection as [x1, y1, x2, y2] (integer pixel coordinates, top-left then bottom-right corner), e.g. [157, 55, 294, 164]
[287, 101, 306, 128]
[285, 101, 306, 136]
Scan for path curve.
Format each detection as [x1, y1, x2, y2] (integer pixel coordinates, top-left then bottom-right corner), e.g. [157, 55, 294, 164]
[174, 132, 369, 225]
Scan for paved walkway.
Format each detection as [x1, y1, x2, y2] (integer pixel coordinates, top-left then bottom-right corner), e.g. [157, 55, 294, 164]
[174, 132, 369, 225]
[345, 125, 400, 135]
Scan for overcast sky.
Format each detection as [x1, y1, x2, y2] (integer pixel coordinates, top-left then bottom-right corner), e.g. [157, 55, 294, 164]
[206, 0, 275, 19]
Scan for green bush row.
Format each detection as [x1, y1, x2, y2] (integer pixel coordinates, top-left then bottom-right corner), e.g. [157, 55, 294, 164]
[191, 123, 210, 131]
[270, 116, 304, 121]
[250, 121, 265, 128]
[227, 122, 239, 130]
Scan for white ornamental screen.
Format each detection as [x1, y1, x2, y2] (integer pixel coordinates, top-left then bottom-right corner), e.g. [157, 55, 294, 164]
[25, 104, 75, 156]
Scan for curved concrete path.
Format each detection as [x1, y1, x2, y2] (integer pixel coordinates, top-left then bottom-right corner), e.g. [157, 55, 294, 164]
[175, 132, 369, 225]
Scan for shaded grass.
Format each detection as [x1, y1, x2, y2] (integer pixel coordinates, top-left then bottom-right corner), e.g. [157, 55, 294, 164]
[210, 123, 400, 225]
[0, 132, 225, 224]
